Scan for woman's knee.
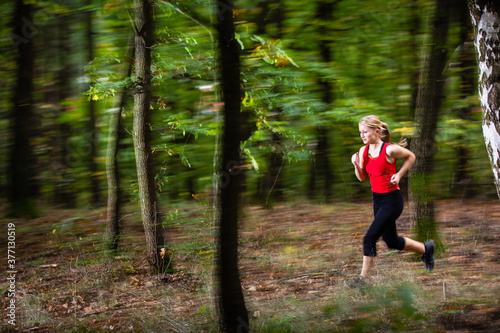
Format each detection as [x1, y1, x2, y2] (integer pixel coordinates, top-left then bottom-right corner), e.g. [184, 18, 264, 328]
[385, 236, 405, 251]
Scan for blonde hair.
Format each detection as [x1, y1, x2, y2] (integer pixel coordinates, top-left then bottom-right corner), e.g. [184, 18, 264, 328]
[359, 115, 407, 147]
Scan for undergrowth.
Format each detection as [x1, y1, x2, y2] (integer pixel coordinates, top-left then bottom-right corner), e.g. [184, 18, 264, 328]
[1, 200, 499, 332]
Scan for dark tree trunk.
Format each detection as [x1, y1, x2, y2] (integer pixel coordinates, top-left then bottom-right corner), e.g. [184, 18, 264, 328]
[308, 127, 332, 200]
[85, 0, 101, 206]
[308, 0, 335, 201]
[133, 0, 168, 272]
[215, 0, 250, 331]
[255, 0, 285, 38]
[409, 0, 450, 247]
[255, 0, 273, 36]
[408, 0, 421, 119]
[453, 0, 476, 197]
[468, 0, 500, 198]
[106, 33, 135, 251]
[41, 22, 60, 204]
[54, 13, 76, 208]
[8, 0, 39, 217]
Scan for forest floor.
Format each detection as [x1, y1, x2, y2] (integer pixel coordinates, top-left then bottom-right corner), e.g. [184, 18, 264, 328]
[1, 198, 500, 332]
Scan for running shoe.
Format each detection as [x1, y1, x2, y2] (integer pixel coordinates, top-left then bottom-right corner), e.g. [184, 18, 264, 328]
[421, 240, 435, 271]
[345, 276, 369, 289]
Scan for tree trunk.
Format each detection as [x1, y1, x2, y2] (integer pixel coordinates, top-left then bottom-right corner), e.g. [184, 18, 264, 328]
[468, 0, 500, 198]
[54, 12, 76, 208]
[453, 0, 476, 198]
[8, 0, 39, 217]
[133, 0, 168, 272]
[255, 0, 285, 38]
[308, 0, 335, 201]
[255, 0, 273, 36]
[41, 21, 61, 205]
[308, 127, 332, 200]
[105, 105, 122, 251]
[408, 0, 422, 119]
[409, 0, 450, 247]
[85, 0, 101, 207]
[106, 33, 135, 251]
[215, 0, 250, 331]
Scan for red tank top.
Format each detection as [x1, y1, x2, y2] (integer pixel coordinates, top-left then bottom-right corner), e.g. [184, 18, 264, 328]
[363, 143, 399, 193]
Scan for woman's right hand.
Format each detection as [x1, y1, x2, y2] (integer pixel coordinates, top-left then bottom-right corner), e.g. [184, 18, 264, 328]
[352, 148, 367, 182]
[351, 152, 360, 167]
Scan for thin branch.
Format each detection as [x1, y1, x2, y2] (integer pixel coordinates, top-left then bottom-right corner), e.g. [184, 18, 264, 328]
[127, 9, 139, 34]
[265, 157, 284, 208]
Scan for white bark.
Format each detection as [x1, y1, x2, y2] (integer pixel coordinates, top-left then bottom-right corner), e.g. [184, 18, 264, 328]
[470, 3, 500, 198]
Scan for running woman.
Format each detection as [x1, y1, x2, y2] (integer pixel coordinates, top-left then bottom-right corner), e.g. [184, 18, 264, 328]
[349, 115, 434, 286]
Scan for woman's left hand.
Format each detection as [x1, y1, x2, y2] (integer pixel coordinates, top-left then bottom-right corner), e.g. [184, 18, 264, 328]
[390, 173, 401, 185]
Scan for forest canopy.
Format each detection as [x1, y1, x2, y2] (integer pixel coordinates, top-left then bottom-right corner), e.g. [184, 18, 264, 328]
[1, 0, 496, 216]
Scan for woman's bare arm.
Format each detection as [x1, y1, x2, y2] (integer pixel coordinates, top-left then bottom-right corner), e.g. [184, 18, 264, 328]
[386, 144, 415, 185]
[352, 146, 367, 182]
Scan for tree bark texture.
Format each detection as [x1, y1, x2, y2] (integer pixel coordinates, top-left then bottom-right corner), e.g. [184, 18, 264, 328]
[8, 0, 38, 217]
[468, 0, 500, 198]
[106, 105, 122, 251]
[133, 0, 167, 271]
[409, 0, 450, 245]
[215, 0, 250, 331]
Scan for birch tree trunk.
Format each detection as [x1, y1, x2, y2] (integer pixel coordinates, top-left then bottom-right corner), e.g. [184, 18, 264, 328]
[215, 0, 249, 331]
[133, 0, 168, 272]
[468, 0, 500, 198]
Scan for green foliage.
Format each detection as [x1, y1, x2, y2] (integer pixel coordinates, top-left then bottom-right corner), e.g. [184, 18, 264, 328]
[1, 0, 496, 213]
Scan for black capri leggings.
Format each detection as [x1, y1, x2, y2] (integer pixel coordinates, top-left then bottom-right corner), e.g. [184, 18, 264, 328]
[363, 190, 406, 257]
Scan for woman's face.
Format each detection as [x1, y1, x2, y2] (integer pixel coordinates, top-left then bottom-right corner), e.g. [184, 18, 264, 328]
[359, 124, 379, 145]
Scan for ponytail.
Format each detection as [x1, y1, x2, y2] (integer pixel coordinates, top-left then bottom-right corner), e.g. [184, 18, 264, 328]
[380, 122, 391, 144]
[397, 137, 408, 148]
